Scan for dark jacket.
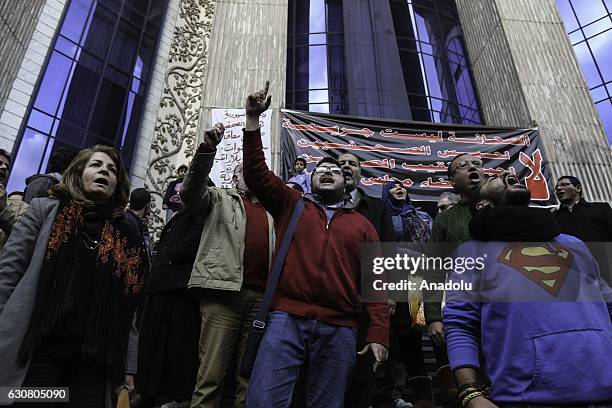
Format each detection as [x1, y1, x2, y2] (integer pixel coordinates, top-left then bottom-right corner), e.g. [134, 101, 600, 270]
[243, 129, 389, 347]
[354, 188, 395, 243]
[147, 208, 207, 293]
[163, 178, 184, 212]
[23, 173, 59, 204]
[553, 200, 612, 242]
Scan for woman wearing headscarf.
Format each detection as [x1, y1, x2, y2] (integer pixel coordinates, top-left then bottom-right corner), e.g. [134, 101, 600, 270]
[381, 180, 435, 408]
[0, 145, 146, 407]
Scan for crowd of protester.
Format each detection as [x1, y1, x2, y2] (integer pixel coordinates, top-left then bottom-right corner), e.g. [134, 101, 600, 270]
[0, 82, 611, 408]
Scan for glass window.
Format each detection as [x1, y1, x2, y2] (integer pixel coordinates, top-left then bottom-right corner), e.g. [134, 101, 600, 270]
[588, 29, 612, 82]
[8, 0, 169, 192]
[6, 129, 49, 192]
[596, 100, 612, 144]
[557, 0, 579, 32]
[557, 0, 612, 143]
[285, 0, 481, 124]
[572, 0, 607, 25]
[60, 0, 93, 42]
[573, 42, 603, 88]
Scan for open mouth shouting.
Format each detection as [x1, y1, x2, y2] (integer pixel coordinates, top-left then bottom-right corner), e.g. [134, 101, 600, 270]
[94, 177, 109, 187]
[320, 175, 335, 185]
[468, 170, 481, 184]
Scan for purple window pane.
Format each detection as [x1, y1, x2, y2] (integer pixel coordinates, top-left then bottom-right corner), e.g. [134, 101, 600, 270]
[590, 84, 608, 102]
[309, 89, 329, 103]
[606, 0, 612, 10]
[125, 0, 149, 13]
[583, 18, 612, 38]
[607, 82, 612, 95]
[422, 54, 443, 100]
[309, 0, 326, 33]
[6, 128, 48, 193]
[40, 138, 56, 174]
[573, 42, 603, 88]
[309, 103, 330, 113]
[595, 100, 612, 144]
[572, 0, 607, 26]
[56, 35, 79, 59]
[27, 109, 55, 134]
[109, 19, 140, 74]
[83, 5, 115, 58]
[33, 51, 74, 115]
[588, 29, 612, 82]
[569, 30, 584, 44]
[89, 78, 128, 143]
[309, 45, 328, 89]
[309, 33, 327, 45]
[556, 0, 579, 32]
[138, 34, 156, 80]
[60, 0, 93, 42]
[123, 5, 145, 27]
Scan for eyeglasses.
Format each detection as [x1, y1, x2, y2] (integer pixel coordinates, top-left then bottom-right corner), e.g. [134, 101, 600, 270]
[313, 166, 342, 175]
[450, 159, 483, 176]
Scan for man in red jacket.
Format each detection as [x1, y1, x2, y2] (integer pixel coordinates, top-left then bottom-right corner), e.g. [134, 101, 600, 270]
[242, 82, 389, 408]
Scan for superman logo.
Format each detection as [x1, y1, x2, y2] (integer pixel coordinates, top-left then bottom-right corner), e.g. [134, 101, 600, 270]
[498, 243, 574, 297]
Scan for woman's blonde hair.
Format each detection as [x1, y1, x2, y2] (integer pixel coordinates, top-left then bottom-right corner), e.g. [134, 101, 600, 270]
[49, 145, 130, 217]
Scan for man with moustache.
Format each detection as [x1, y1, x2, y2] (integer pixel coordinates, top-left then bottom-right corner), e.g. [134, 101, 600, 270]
[553, 175, 612, 243]
[0, 149, 28, 252]
[180, 123, 276, 408]
[425, 153, 483, 407]
[443, 172, 612, 407]
[242, 82, 389, 408]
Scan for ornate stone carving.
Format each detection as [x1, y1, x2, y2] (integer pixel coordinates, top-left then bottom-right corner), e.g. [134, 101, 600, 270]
[145, 0, 215, 240]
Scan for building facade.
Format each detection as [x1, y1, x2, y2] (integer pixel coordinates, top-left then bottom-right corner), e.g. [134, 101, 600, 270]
[1, 0, 611, 234]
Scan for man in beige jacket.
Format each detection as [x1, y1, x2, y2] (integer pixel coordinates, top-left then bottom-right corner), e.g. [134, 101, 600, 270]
[181, 124, 275, 408]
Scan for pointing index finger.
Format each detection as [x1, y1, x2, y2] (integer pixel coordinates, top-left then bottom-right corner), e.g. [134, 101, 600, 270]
[264, 81, 270, 97]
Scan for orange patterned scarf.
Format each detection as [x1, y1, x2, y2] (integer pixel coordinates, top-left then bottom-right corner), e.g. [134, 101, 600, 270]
[21, 200, 145, 381]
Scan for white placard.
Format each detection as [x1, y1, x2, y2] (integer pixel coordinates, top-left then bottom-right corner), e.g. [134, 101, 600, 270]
[209, 108, 272, 188]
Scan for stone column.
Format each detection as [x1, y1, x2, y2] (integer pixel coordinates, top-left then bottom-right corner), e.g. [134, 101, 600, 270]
[455, 0, 612, 202]
[199, 0, 289, 173]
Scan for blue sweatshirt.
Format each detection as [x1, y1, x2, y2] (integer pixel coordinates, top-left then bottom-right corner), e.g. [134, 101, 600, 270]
[443, 234, 612, 405]
[287, 171, 311, 194]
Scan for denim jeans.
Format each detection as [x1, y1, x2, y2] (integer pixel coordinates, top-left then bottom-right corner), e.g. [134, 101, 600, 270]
[246, 311, 357, 408]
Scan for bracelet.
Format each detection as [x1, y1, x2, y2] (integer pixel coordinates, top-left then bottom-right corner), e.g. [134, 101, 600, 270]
[461, 390, 484, 408]
[458, 386, 481, 401]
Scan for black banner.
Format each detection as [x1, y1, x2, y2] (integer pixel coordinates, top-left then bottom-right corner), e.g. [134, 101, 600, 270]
[281, 110, 556, 206]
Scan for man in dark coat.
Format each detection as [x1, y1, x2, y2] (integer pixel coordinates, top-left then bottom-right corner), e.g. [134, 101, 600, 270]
[136, 207, 206, 408]
[553, 175, 612, 242]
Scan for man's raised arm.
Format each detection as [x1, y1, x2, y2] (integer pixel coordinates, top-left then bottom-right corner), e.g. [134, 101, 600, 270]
[242, 81, 298, 217]
[180, 123, 225, 213]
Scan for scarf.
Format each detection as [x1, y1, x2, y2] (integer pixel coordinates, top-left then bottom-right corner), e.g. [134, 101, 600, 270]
[382, 180, 432, 243]
[382, 180, 415, 217]
[469, 205, 561, 242]
[20, 201, 145, 382]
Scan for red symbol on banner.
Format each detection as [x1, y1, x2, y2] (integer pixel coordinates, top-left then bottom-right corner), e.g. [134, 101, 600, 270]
[519, 149, 550, 201]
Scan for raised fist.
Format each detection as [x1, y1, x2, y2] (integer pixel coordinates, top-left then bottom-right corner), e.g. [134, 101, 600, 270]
[199, 122, 225, 151]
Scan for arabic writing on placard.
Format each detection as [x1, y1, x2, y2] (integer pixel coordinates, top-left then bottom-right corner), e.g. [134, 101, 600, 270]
[210, 109, 272, 188]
